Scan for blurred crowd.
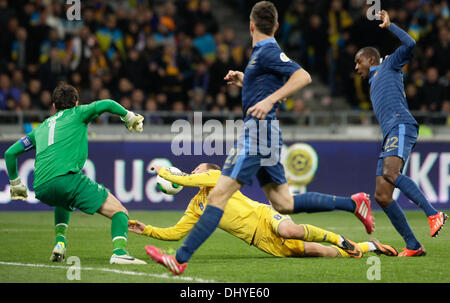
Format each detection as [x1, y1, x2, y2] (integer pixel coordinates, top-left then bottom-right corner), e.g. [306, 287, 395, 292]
[0, 0, 248, 124]
[274, 0, 450, 124]
[0, 0, 449, 126]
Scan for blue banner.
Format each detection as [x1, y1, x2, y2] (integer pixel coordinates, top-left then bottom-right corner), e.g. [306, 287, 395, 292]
[1, 141, 449, 211]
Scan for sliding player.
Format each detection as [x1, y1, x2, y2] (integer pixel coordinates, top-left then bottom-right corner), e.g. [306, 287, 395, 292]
[354, 10, 447, 257]
[4, 82, 146, 264]
[142, 164, 395, 274]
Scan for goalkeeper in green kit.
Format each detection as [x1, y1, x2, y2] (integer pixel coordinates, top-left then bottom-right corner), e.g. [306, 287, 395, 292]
[4, 82, 146, 265]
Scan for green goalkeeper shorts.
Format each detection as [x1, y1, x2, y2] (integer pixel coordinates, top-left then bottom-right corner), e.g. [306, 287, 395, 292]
[35, 172, 109, 215]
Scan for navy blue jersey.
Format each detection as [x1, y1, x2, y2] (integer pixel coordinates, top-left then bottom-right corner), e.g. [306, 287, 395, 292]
[368, 23, 418, 140]
[242, 38, 302, 121]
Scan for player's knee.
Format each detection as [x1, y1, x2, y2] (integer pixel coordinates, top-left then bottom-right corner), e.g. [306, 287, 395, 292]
[207, 189, 226, 208]
[374, 191, 391, 208]
[271, 196, 294, 214]
[272, 203, 292, 215]
[382, 170, 399, 185]
[278, 223, 304, 239]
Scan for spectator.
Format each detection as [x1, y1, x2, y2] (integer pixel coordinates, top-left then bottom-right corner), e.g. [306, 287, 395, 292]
[0, 73, 20, 109]
[39, 28, 65, 64]
[11, 27, 33, 70]
[39, 47, 68, 90]
[39, 90, 51, 110]
[419, 67, 446, 112]
[193, 22, 216, 62]
[195, 0, 219, 34]
[27, 78, 41, 108]
[144, 97, 163, 125]
[208, 44, 235, 95]
[189, 87, 207, 111]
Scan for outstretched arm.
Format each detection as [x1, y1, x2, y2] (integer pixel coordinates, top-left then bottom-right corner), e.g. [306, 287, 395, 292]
[128, 201, 200, 240]
[80, 99, 144, 132]
[153, 167, 221, 188]
[378, 10, 416, 69]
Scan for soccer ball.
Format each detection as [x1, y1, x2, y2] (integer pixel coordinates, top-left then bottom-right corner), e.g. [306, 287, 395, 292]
[156, 167, 184, 195]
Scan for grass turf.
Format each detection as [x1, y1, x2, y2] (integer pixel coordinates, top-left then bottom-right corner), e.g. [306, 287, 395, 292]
[0, 210, 448, 283]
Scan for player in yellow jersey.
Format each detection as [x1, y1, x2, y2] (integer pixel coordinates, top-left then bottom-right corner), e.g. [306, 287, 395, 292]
[129, 163, 397, 270]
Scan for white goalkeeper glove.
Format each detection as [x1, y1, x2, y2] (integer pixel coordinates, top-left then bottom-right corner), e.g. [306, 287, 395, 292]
[10, 178, 28, 201]
[121, 111, 144, 133]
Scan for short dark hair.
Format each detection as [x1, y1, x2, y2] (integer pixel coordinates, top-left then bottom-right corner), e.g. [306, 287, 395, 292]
[250, 1, 278, 36]
[205, 163, 221, 170]
[52, 82, 79, 110]
[356, 47, 381, 64]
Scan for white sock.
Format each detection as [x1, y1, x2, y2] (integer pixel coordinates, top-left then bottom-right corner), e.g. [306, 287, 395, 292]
[368, 242, 377, 251]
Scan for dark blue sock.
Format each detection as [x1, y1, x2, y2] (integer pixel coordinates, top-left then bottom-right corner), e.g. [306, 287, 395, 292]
[383, 201, 421, 250]
[394, 175, 438, 217]
[175, 205, 223, 264]
[293, 192, 356, 213]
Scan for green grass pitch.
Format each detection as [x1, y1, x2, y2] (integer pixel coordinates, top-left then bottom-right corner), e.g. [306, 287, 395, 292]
[0, 210, 448, 283]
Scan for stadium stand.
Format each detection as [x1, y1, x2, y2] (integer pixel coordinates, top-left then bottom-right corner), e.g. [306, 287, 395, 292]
[0, 0, 448, 132]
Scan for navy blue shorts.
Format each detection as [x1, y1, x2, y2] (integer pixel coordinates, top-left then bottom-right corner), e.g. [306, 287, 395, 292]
[376, 123, 418, 176]
[221, 119, 287, 186]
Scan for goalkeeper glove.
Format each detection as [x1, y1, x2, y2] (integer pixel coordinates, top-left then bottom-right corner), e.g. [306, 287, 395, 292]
[121, 111, 144, 133]
[10, 178, 28, 201]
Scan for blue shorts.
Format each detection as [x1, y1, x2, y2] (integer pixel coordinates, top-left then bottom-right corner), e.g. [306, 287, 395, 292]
[221, 118, 287, 186]
[376, 123, 418, 176]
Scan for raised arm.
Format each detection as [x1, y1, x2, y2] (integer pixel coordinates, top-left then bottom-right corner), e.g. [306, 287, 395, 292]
[378, 10, 416, 69]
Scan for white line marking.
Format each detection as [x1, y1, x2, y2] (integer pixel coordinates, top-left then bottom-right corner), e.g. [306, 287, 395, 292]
[0, 261, 220, 283]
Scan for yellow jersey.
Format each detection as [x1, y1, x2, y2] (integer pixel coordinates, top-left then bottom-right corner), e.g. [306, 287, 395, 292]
[146, 168, 267, 245]
[143, 168, 305, 257]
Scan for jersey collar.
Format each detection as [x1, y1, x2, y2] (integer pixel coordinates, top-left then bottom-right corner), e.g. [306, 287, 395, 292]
[254, 37, 277, 48]
[368, 65, 380, 84]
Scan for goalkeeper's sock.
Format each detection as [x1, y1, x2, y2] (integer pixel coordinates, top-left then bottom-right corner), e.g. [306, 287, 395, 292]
[383, 201, 421, 250]
[334, 246, 350, 258]
[54, 207, 70, 246]
[175, 205, 223, 264]
[358, 242, 376, 253]
[111, 211, 129, 255]
[293, 192, 356, 213]
[302, 224, 340, 245]
[394, 175, 438, 217]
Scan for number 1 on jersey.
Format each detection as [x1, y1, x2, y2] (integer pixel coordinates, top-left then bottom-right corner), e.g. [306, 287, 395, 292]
[48, 120, 56, 146]
[48, 111, 63, 146]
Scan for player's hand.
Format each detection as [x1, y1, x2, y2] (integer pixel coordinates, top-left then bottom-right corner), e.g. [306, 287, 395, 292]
[150, 165, 162, 174]
[377, 10, 391, 28]
[128, 220, 146, 234]
[246, 98, 274, 120]
[224, 70, 244, 87]
[122, 111, 144, 133]
[10, 178, 28, 201]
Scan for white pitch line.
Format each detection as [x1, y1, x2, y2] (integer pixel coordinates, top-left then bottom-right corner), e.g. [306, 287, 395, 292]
[0, 261, 220, 283]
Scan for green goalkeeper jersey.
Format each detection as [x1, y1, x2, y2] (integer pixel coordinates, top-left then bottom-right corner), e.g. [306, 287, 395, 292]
[18, 100, 128, 188]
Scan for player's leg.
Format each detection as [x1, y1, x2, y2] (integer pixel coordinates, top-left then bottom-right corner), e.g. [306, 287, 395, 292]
[174, 175, 242, 264]
[258, 164, 374, 233]
[386, 155, 447, 237]
[50, 207, 71, 262]
[96, 192, 146, 264]
[277, 220, 361, 257]
[303, 242, 350, 258]
[374, 174, 425, 256]
[382, 124, 446, 237]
